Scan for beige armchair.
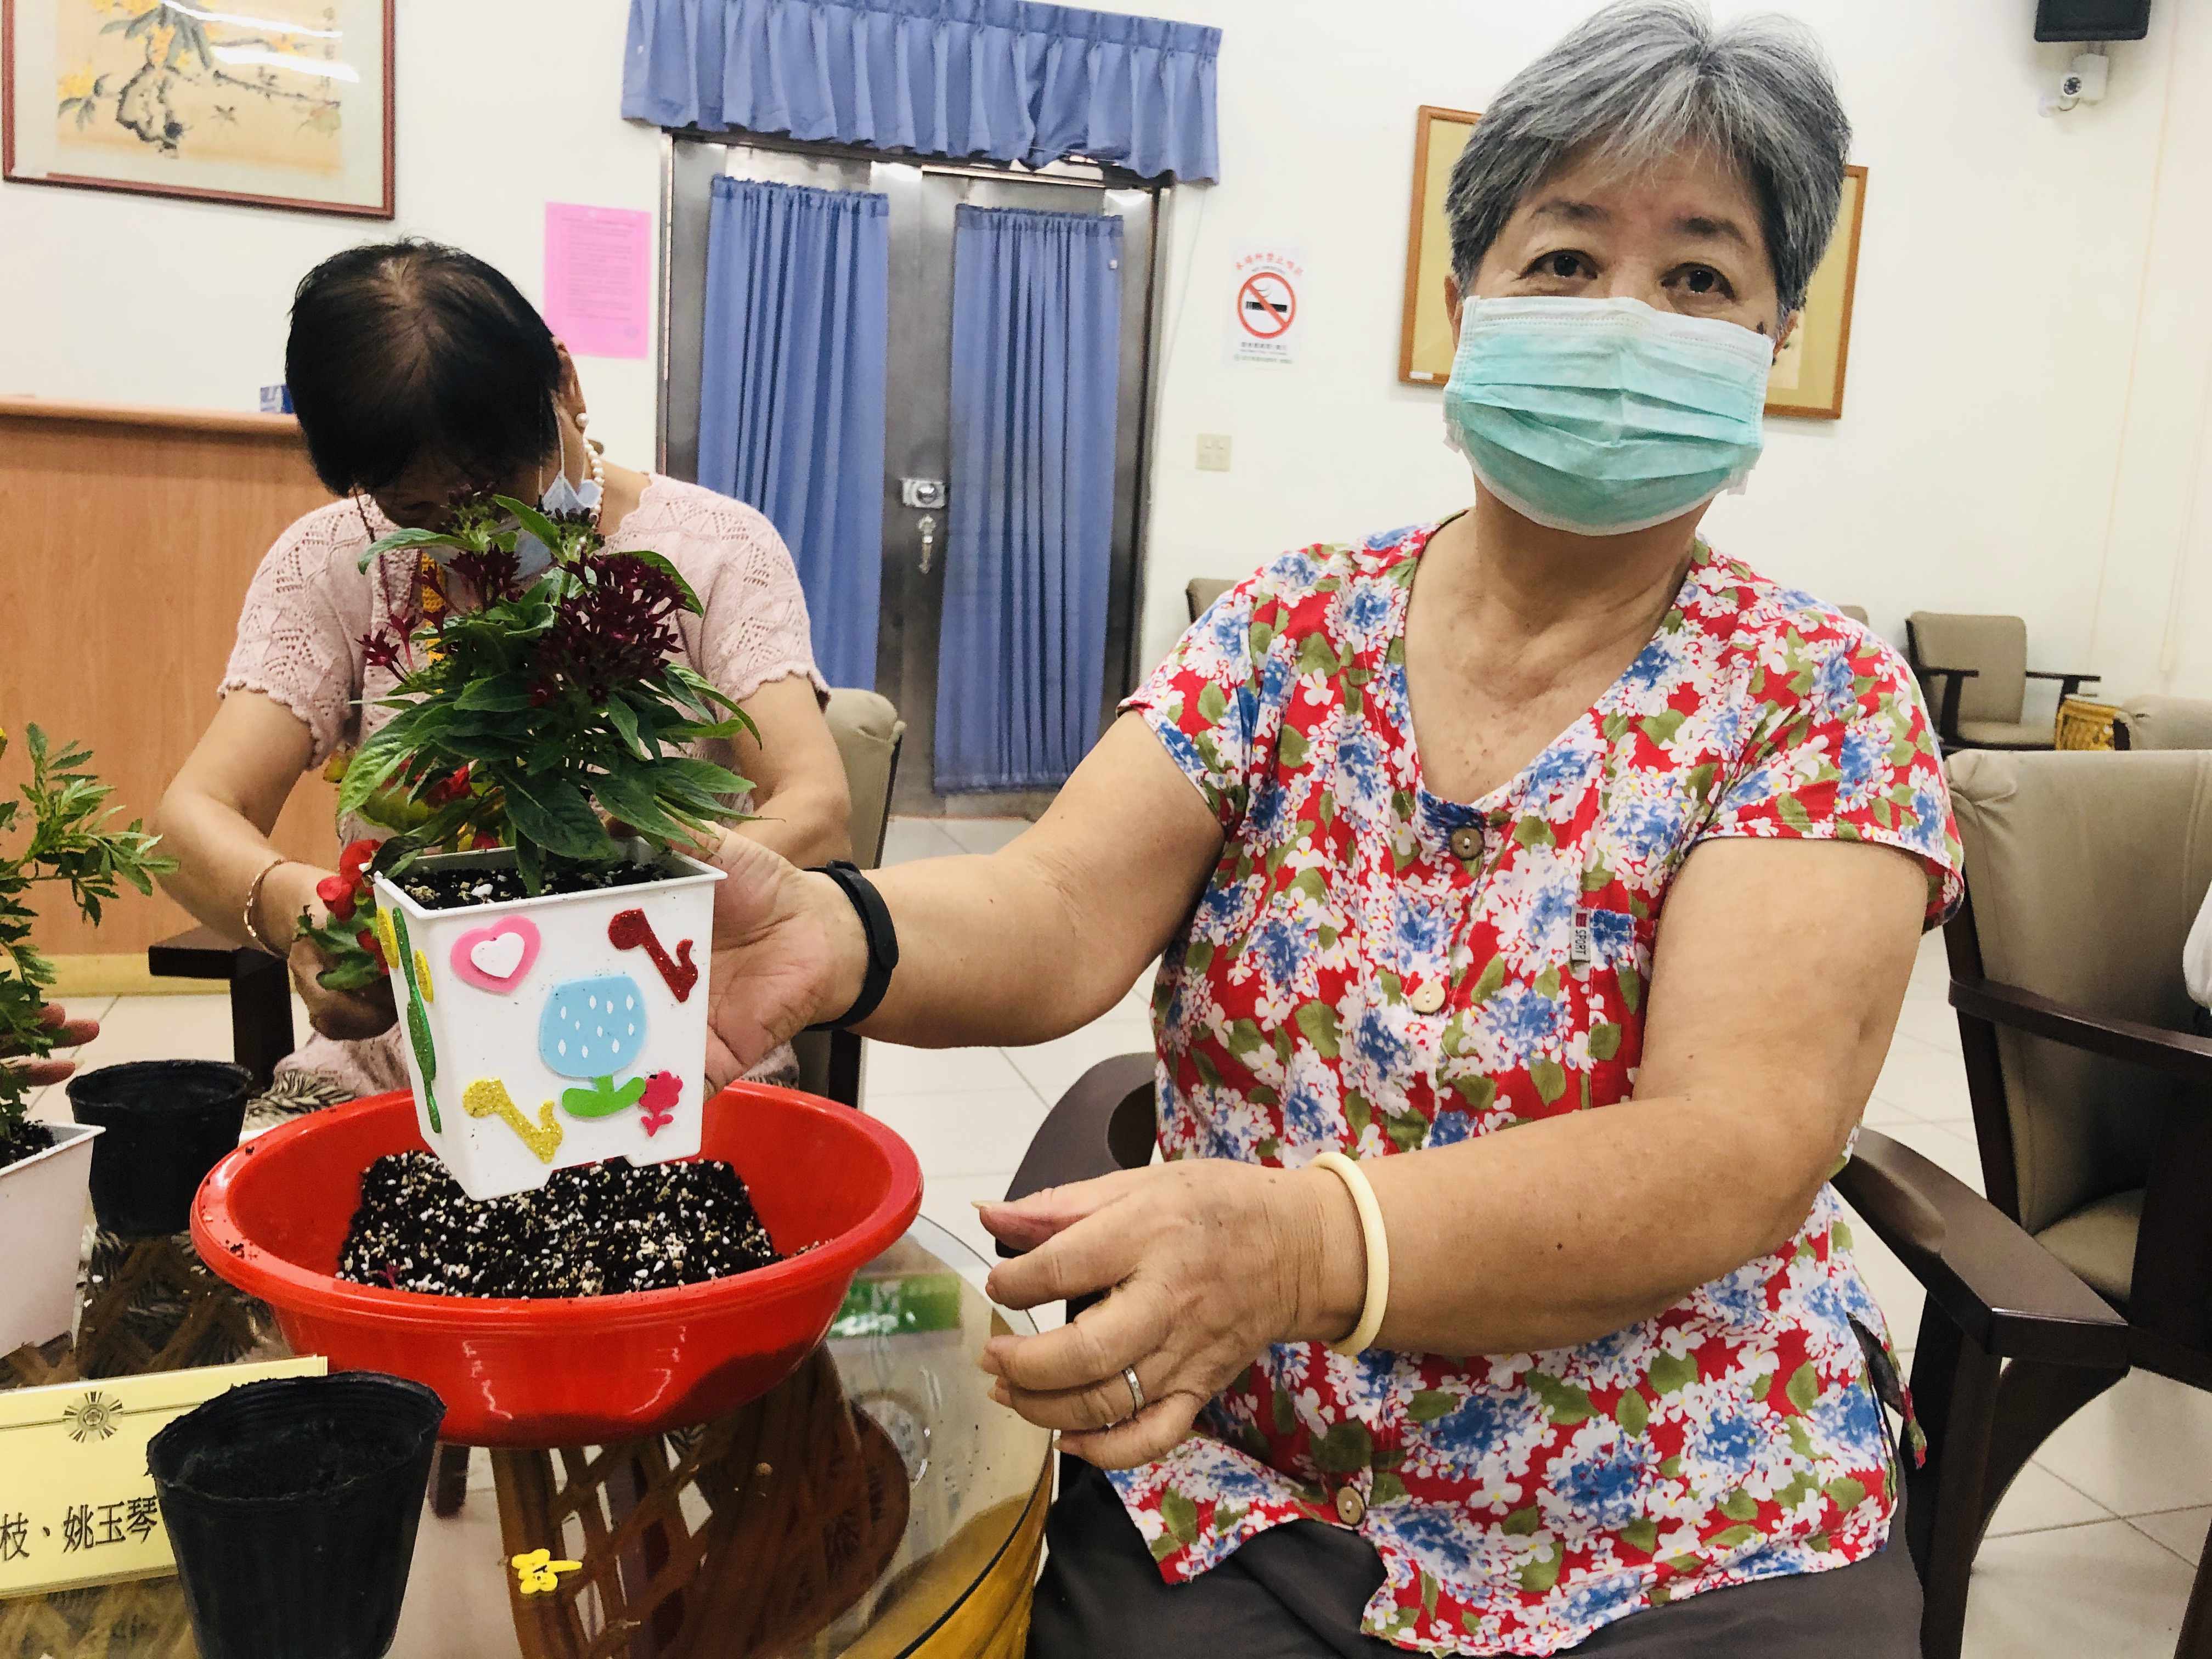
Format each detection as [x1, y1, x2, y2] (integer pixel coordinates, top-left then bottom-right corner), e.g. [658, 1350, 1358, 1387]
[1906, 612, 2099, 751]
[1185, 578, 1233, 623]
[2116, 694, 2212, 753]
[1943, 749, 2212, 1647]
[790, 689, 905, 1107]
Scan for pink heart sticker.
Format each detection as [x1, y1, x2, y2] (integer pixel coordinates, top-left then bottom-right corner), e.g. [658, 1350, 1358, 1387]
[449, 916, 542, 994]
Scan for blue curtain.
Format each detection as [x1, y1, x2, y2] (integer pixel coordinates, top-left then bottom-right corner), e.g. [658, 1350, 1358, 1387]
[698, 176, 888, 690]
[934, 205, 1121, 794]
[624, 0, 1220, 183]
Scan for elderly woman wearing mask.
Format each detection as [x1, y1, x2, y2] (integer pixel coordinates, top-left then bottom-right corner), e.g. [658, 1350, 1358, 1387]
[707, 3, 1958, 1654]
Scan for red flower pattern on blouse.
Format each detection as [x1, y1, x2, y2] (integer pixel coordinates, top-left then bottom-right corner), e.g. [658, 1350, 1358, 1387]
[1107, 527, 1962, 1656]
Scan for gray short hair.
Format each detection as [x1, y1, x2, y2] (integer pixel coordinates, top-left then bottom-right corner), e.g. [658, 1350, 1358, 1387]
[1445, 0, 1850, 317]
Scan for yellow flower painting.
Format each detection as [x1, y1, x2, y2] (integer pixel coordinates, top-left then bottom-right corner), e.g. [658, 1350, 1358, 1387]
[51, 0, 348, 169]
[9, 0, 390, 214]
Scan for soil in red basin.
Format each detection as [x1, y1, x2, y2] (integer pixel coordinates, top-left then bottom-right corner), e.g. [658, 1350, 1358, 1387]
[336, 1150, 782, 1297]
[176, 1417, 419, 1499]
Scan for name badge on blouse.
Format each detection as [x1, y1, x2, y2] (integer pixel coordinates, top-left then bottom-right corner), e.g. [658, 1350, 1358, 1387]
[1570, 908, 1596, 969]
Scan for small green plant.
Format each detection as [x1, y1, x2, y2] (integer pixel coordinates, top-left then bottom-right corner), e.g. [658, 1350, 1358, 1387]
[0, 726, 175, 1149]
[306, 492, 754, 986]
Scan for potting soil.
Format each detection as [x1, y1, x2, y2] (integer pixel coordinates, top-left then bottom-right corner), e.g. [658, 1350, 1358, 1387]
[394, 856, 668, 912]
[336, 1150, 782, 1297]
[176, 1416, 417, 1499]
[0, 1119, 54, 1169]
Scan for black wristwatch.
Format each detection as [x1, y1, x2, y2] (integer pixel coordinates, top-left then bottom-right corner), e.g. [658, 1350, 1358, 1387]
[806, 861, 900, 1031]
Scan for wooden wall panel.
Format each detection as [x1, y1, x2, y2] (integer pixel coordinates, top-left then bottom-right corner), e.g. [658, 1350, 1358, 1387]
[0, 399, 340, 957]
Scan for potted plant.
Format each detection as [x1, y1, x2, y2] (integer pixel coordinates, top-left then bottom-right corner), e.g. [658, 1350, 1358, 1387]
[0, 725, 174, 1350]
[147, 1370, 445, 1659]
[312, 493, 752, 1201]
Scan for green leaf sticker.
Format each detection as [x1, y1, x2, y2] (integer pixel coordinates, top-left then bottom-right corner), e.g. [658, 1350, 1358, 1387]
[1531, 1058, 1567, 1105]
[1647, 1352, 1699, 1396]
[1785, 1363, 1820, 1413]
[1614, 1388, 1650, 1436]
[1295, 1001, 1342, 1058]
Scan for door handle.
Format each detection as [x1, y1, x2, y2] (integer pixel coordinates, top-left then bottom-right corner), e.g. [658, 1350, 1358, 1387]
[917, 514, 937, 575]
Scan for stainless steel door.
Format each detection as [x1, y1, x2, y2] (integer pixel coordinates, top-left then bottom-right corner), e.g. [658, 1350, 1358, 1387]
[662, 136, 1159, 816]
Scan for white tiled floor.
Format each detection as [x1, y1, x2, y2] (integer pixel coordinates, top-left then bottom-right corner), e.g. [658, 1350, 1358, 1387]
[42, 829, 2206, 1653]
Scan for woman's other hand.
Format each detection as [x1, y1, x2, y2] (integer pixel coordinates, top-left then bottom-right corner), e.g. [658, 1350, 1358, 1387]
[704, 835, 866, 1087]
[1, 1003, 101, 1086]
[974, 1160, 1359, 1469]
[266, 862, 398, 1042]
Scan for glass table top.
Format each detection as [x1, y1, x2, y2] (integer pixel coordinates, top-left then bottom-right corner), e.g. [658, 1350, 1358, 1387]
[0, 1213, 1051, 1658]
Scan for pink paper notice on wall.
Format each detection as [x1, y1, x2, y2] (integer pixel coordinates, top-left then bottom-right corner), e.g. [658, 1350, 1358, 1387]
[544, 203, 652, 360]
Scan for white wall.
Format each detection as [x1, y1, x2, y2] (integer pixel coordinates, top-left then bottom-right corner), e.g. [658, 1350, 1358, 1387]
[0, 0, 664, 461]
[4, 0, 2204, 708]
[1124, 0, 2212, 711]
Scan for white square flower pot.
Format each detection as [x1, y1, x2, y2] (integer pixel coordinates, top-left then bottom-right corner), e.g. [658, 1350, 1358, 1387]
[0, 1120, 101, 1352]
[371, 849, 725, 1201]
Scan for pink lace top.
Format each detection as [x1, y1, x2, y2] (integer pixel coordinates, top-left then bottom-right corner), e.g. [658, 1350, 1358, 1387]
[221, 476, 824, 1094]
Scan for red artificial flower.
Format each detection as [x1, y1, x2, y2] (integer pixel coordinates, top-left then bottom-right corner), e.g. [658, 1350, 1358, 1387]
[358, 928, 386, 968]
[339, 839, 379, 882]
[427, 764, 473, 806]
[316, 874, 357, 921]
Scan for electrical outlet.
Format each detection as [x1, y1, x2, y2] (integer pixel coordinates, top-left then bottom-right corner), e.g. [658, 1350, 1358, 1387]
[1196, 433, 1232, 472]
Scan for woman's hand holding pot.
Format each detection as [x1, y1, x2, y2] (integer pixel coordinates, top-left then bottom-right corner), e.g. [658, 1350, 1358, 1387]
[703, 836, 867, 1089]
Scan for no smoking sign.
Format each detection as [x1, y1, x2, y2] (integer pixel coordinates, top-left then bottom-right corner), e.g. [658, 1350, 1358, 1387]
[1227, 246, 1306, 365]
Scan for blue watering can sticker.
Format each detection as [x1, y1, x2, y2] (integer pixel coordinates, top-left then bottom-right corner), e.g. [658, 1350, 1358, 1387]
[539, 975, 651, 1118]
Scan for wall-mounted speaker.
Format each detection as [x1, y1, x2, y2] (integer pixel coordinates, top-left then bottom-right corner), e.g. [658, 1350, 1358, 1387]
[2035, 0, 2151, 42]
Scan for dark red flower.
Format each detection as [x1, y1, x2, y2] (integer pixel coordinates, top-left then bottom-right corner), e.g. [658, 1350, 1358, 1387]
[360, 629, 405, 673]
[527, 552, 687, 706]
[426, 764, 473, 806]
[358, 928, 386, 967]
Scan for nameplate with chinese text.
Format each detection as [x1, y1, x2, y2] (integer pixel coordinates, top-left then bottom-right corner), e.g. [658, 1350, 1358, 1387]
[0, 1356, 326, 1599]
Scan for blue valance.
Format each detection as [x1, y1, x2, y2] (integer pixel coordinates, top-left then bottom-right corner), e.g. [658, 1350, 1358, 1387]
[623, 0, 1220, 183]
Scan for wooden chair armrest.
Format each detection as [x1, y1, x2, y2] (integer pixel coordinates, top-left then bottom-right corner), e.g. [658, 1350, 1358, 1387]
[1915, 665, 1978, 741]
[2024, 670, 2101, 686]
[998, 1053, 1156, 1258]
[148, 925, 250, 980]
[1836, 1128, 2127, 1365]
[1950, 977, 2212, 1083]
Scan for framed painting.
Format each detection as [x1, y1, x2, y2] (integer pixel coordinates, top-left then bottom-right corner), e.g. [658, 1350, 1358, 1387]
[3, 0, 392, 218]
[1397, 103, 1480, 387]
[1767, 163, 1866, 419]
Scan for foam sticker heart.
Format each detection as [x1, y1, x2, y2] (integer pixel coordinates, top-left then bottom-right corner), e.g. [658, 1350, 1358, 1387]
[450, 917, 541, 994]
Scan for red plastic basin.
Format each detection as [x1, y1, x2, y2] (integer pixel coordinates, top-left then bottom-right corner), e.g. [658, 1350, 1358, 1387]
[192, 1085, 922, 1447]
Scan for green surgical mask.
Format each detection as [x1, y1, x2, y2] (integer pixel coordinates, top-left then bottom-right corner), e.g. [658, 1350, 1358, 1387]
[1442, 296, 1772, 537]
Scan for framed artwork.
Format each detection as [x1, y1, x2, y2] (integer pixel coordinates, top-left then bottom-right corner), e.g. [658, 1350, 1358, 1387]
[1767, 163, 1866, 420]
[3, 0, 393, 218]
[1398, 105, 1480, 386]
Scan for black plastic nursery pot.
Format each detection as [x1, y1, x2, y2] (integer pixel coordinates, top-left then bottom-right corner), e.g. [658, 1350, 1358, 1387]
[66, 1058, 252, 1236]
[146, 1372, 445, 1659]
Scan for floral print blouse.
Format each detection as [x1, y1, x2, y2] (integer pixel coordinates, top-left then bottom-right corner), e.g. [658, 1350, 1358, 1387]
[1111, 524, 1962, 1657]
